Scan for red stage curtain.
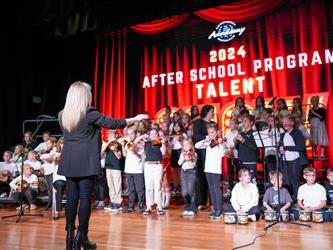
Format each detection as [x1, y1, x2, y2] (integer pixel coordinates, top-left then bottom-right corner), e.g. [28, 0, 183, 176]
[94, 29, 128, 138]
[194, 0, 284, 23]
[130, 14, 190, 34]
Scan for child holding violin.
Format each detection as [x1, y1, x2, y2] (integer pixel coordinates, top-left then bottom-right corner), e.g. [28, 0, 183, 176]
[234, 113, 258, 184]
[122, 126, 145, 213]
[101, 129, 123, 211]
[159, 129, 171, 209]
[170, 121, 187, 195]
[136, 127, 167, 215]
[178, 139, 197, 216]
[195, 122, 226, 219]
[10, 164, 39, 210]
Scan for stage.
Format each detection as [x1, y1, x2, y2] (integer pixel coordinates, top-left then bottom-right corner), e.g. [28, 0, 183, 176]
[0, 205, 332, 249]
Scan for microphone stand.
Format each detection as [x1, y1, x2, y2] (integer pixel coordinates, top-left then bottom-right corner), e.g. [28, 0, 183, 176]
[1, 154, 43, 223]
[264, 121, 310, 230]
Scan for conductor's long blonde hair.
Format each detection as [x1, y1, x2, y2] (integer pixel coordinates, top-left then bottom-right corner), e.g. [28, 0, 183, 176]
[60, 81, 92, 133]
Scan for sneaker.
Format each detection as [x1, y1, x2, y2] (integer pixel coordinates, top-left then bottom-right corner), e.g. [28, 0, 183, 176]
[0, 192, 7, 198]
[197, 205, 205, 211]
[213, 210, 222, 219]
[187, 211, 195, 216]
[110, 203, 121, 212]
[183, 210, 189, 216]
[122, 207, 134, 213]
[104, 204, 113, 211]
[223, 189, 231, 197]
[143, 209, 151, 215]
[209, 210, 215, 219]
[138, 204, 145, 214]
[248, 214, 257, 222]
[157, 209, 165, 215]
[30, 204, 37, 210]
[16, 204, 29, 210]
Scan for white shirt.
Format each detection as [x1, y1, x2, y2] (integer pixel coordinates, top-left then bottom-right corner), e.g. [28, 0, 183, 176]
[124, 144, 145, 174]
[9, 174, 38, 190]
[39, 149, 59, 175]
[34, 142, 47, 152]
[225, 130, 238, 159]
[231, 182, 259, 212]
[0, 162, 19, 174]
[24, 160, 42, 171]
[170, 133, 187, 150]
[53, 164, 66, 182]
[297, 183, 326, 207]
[178, 152, 197, 170]
[283, 132, 300, 161]
[195, 139, 225, 174]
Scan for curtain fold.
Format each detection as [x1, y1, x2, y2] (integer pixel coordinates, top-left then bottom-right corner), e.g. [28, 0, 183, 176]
[130, 14, 190, 34]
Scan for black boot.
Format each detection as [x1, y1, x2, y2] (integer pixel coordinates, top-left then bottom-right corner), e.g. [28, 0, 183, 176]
[66, 225, 75, 250]
[74, 230, 97, 250]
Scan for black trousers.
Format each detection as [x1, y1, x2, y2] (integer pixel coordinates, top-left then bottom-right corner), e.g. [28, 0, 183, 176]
[94, 169, 106, 202]
[195, 148, 208, 207]
[11, 188, 38, 204]
[65, 176, 95, 233]
[53, 180, 66, 212]
[126, 173, 145, 208]
[45, 174, 53, 207]
[227, 158, 240, 189]
[280, 159, 301, 201]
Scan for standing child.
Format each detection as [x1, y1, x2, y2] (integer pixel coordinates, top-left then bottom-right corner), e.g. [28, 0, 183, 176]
[179, 139, 197, 216]
[234, 114, 258, 183]
[224, 168, 260, 221]
[170, 121, 187, 194]
[308, 96, 329, 158]
[138, 127, 167, 215]
[122, 126, 145, 213]
[224, 118, 239, 196]
[40, 137, 57, 210]
[195, 122, 226, 219]
[159, 129, 171, 209]
[263, 171, 293, 212]
[102, 129, 123, 211]
[295, 167, 331, 221]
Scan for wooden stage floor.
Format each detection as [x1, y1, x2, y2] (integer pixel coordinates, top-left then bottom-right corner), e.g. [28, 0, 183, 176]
[0, 205, 332, 250]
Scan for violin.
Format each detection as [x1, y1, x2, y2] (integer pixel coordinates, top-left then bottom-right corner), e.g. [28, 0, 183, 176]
[108, 141, 119, 151]
[151, 139, 162, 146]
[183, 148, 195, 161]
[209, 136, 227, 148]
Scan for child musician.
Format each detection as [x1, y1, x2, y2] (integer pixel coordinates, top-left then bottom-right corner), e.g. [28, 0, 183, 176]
[308, 95, 329, 158]
[122, 126, 145, 213]
[294, 167, 331, 221]
[138, 127, 167, 215]
[52, 137, 66, 220]
[224, 118, 240, 196]
[263, 171, 293, 212]
[234, 113, 258, 183]
[224, 168, 260, 221]
[179, 139, 197, 216]
[159, 129, 171, 209]
[9, 164, 39, 210]
[279, 114, 307, 200]
[24, 150, 42, 174]
[40, 137, 57, 210]
[195, 122, 226, 219]
[101, 129, 123, 211]
[323, 168, 333, 207]
[170, 121, 187, 195]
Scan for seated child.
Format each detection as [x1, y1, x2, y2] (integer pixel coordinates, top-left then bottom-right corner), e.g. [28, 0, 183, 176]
[263, 170, 293, 212]
[294, 167, 331, 221]
[9, 164, 39, 210]
[224, 168, 260, 221]
[178, 139, 197, 216]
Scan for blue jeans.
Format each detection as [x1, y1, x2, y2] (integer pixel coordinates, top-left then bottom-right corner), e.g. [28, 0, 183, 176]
[205, 173, 222, 211]
[65, 176, 95, 233]
[181, 168, 197, 212]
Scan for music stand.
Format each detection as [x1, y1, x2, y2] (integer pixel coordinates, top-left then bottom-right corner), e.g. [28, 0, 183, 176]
[264, 120, 310, 230]
[1, 154, 43, 223]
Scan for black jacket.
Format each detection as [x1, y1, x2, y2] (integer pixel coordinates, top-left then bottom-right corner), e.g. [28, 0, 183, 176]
[58, 107, 126, 177]
[236, 129, 258, 163]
